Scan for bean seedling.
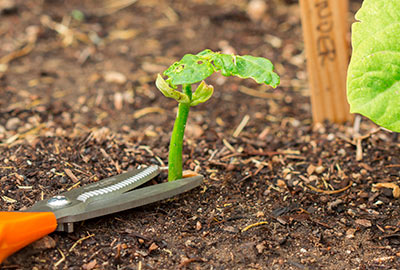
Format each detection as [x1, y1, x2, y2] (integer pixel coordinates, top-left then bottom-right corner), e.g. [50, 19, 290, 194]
[156, 49, 280, 181]
[347, 0, 400, 132]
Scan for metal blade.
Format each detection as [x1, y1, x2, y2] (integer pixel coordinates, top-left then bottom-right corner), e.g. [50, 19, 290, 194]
[57, 175, 203, 225]
[26, 165, 161, 231]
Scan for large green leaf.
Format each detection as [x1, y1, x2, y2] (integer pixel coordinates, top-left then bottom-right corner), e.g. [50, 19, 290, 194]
[347, 0, 400, 132]
[162, 49, 279, 88]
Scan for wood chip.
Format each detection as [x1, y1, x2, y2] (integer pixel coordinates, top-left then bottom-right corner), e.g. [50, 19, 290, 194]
[355, 219, 372, 228]
[64, 168, 79, 183]
[148, 242, 159, 253]
[373, 183, 400, 198]
[82, 259, 97, 270]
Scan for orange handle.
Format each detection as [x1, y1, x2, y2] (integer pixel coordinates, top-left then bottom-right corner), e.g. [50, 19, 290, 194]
[0, 212, 57, 263]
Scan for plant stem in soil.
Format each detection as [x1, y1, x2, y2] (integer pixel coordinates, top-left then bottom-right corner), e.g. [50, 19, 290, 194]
[168, 84, 192, 181]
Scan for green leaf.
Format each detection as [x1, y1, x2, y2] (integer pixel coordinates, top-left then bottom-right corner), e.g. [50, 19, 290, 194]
[155, 74, 190, 103]
[347, 0, 400, 132]
[163, 54, 215, 87]
[163, 49, 279, 88]
[190, 81, 214, 106]
[212, 54, 280, 88]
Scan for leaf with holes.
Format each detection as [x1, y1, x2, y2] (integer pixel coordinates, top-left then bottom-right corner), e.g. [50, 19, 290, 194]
[347, 0, 400, 132]
[164, 53, 215, 86]
[163, 49, 279, 88]
[156, 49, 279, 181]
[212, 54, 280, 87]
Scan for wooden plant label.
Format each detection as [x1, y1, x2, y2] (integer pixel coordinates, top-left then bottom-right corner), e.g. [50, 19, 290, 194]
[299, 0, 352, 123]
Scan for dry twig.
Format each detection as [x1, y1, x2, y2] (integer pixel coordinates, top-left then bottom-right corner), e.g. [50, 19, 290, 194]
[69, 233, 95, 252]
[307, 181, 353, 195]
[241, 221, 268, 232]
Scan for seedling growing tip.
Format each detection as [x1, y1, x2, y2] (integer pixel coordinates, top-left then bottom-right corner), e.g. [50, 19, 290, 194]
[156, 49, 280, 181]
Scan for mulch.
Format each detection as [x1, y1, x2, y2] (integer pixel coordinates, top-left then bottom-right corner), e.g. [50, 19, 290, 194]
[1, 0, 399, 269]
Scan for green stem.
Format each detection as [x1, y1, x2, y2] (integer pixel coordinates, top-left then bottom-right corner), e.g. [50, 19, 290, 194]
[168, 84, 192, 181]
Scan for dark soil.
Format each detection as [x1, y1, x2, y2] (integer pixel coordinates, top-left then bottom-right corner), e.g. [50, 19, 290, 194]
[1, 0, 400, 269]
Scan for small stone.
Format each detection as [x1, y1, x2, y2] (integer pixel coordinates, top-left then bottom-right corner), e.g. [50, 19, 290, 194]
[104, 71, 127, 84]
[315, 166, 325, 174]
[338, 149, 346, 156]
[247, 0, 267, 21]
[256, 211, 264, 218]
[114, 92, 123, 110]
[185, 123, 204, 139]
[223, 226, 239, 233]
[327, 133, 335, 141]
[6, 117, 21, 130]
[276, 179, 286, 188]
[196, 221, 202, 231]
[307, 164, 316, 175]
[347, 209, 356, 217]
[346, 228, 356, 239]
[31, 235, 56, 250]
[256, 242, 265, 253]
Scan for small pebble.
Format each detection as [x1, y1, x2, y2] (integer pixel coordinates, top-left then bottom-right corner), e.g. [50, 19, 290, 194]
[347, 209, 356, 217]
[6, 117, 21, 130]
[256, 243, 265, 253]
[346, 228, 357, 239]
[315, 166, 325, 174]
[247, 0, 267, 21]
[196, 221, 202, 231]
[327, 133, 335, 141]
[104, 71, 127, 84]
[224, 226, 239, 233]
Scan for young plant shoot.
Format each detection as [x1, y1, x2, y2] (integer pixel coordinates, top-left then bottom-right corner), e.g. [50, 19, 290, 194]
[347, 0, 400, 132]
[156, 49, 280, 181]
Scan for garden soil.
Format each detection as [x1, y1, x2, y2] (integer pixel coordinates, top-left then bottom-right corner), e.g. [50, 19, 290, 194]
[1, 0, 399, 269]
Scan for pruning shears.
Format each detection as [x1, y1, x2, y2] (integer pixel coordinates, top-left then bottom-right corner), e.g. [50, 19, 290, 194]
[0, 165, 203, 263]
